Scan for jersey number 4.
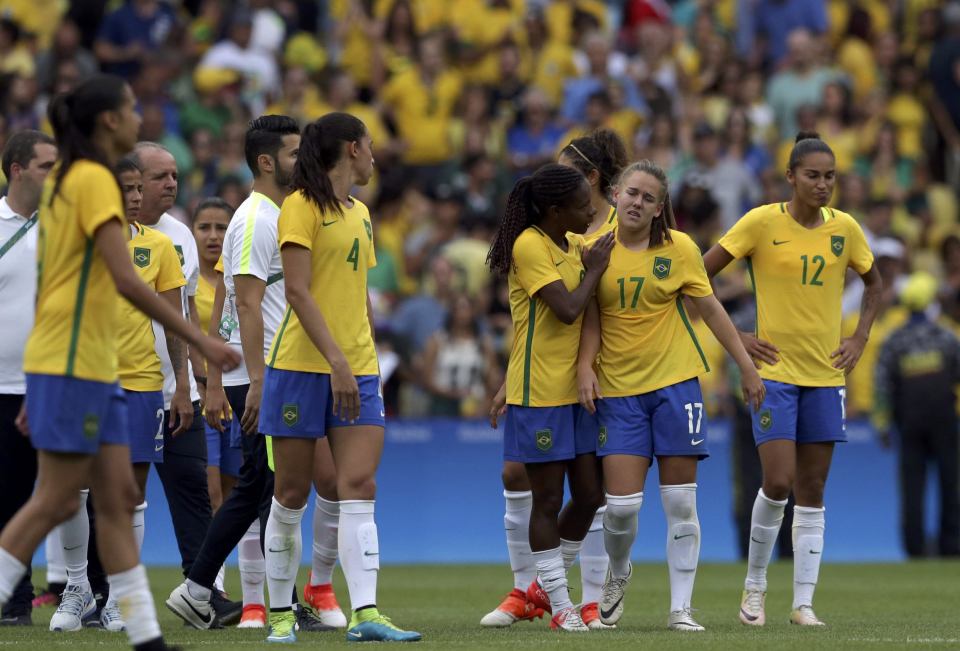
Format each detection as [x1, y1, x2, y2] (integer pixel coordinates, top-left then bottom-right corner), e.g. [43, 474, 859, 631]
[346, 237, 360, 271]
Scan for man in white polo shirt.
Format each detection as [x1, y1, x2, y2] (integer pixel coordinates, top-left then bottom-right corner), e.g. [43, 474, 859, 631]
[0, 130, 56, 626]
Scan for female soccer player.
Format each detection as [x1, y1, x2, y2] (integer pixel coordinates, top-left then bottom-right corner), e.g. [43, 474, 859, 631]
[577, 160, 764, 631]
[702, 132, 881, 626]
[0, 74, 239, 651]
[257, 112, 419, 643]
[483, 130, 627, 630]
[486, 163, 614, 632]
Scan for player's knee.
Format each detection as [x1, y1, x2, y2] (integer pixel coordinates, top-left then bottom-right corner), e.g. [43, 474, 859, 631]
[44, 492, 83, 525]
[573, 485, 604, 515]
[795, 476, 826, 505]
[501, 463, 529, 491]
[338, 475, 376, 501]
[313, 473, 339, 501]
[532, 492, 564, 519]
[762, 478, 792, 501]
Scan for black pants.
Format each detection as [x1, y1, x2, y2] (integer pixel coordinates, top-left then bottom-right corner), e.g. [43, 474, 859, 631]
[188, 385, 274, 589]
[0, 394, 35, 617]
[898, 419, 960, 556]
[154, 401, 212, 576]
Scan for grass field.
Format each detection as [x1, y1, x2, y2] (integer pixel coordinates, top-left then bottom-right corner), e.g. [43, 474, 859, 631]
[1, 562, 957, 649]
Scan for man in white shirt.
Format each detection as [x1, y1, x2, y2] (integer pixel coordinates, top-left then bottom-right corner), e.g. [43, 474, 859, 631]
[0, 130, 56, 626]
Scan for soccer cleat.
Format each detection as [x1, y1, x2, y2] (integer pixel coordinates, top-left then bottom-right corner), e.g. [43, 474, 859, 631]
[790, 605, 826, 626]
[266, 610, 297, 643]
[303, 580, 348, 628]
[580, 602, 614, 629]
[550, 606, 589, 632]
[599, 563, 631, 625]
[0, 613, 31, 626]
[668, 608, 705, 631]
[165, 582, 215, 630]
[211, 590, 243, 626]
[99, 601, 126, 631]
[480, 588, 545, 627]
[346, 608, 422, 642]
[49, 584, 96, 632]
[739, 589, 766, 626]
[238, 604, 266, 628]
[525, 578, 552, 614]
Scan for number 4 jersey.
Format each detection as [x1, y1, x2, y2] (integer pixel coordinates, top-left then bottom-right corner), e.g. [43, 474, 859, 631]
[718, 203, 874, 387]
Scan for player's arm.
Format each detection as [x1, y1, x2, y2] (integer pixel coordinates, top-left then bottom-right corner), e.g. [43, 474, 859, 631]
[282, 243, 359, 422]
[161, 287, 194, 436]
[576, 298, 602, 414]
[832, 263, 882, 373]
[234, 274, 267, 434]
[204, 274, 230, 431]
[702, 244, 735, 279]
[536, 233, 614, 325]
[187, 295, 207, 401]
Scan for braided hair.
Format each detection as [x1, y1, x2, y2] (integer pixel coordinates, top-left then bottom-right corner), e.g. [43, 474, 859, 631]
[560, 128, 628, 203]
[617, 159, 677, 248]
[487, 163, 586, 276]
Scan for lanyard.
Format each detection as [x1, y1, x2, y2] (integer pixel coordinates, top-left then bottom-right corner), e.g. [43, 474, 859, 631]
[0, 212, 37, 261]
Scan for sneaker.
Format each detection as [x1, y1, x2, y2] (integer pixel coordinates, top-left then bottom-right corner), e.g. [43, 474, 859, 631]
[668, 608, 705, 631]
[165, 582, 215, 630]
[303, 580, 348, 628]
[238, 604, 266, 629]
[346, 608, 421, 642]
[32, 584, 64, 608]
[790, 605, 826, 626]
[99, 601, 125, 632]
[739, 589, 766, 626]
[525, 578, 552, 615]
[599, 563, 631, 625]
[580, 602, 614, 629]
[480, 588, 545, 627]
[49, 584, 96, 632]
[267, 610, 297, 643]
[550, 606, 589, 632]
[211, 590, 243, 627]
[0, 613, 31, 626]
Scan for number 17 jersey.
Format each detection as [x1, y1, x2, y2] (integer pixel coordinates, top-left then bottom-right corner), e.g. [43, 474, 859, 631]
[718, 203, 874, 386]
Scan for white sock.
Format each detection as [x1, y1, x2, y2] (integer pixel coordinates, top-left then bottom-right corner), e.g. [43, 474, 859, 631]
[580, 506, 608, 604]
[559, 538, 582, 571]
[133, 502, 146, 552]
[45, 529, 66, 585]
[792, 505, 825, 609]
[108, 564, 161, 645]
[661, 484, 700, 612]
[339, 500, 378, 610]
[311, 495, 339, 586]
[239, 519, 265, 606]
[214, 565, 226, 593]
[745, 488, 787, 592]
[604, 492, 643, 579]
[532, 547, 573, 612]
[186, 578, 212, 602]
[503, 490, 535, 590]
[264, 497, 305, 611]
[0, 547, 27, 607]
[60, 490, 90, 590]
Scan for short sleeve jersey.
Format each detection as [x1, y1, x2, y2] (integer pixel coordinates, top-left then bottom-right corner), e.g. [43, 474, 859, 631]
[596, 230, 713, 396]
[195, 273, 215, 335]
[718, 203, 874, 386]
[506, 227, 586, 407]
[583, 206, 617, 245]
[267, 192, 378, 375]
[118, 223, 186, 391]
[24, 161, 125, 382]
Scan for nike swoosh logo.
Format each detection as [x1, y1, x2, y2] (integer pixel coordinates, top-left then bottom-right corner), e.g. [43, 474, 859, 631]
[555, 260, 564, 267]
[772, 240, 790, 246]
[364, 551, 379, 556]
[673, 533, 695, 540]
[180, 594, 213, 624]
[348, 631, 363, 639]
[809, 550, 821, 554]
[600, 596, 623, 620]
[750, 537, 763, 543]
[691, 438, 704, 446]
[64, 545, 82, 551]
[322, 219, 338, 227]
[268, 546, 292, 553]
[740, 608, 759, 622]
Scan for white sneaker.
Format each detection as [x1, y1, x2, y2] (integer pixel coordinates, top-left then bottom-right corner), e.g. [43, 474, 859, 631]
[99, 601, 125, 632]
[165, 581, 215, 629]
[49, 584, 95, 632]
[790, 605, 825, 626]
[739, 589, 766, 626]
[598, 563, 631, 625]
[550, 606, 589, 632]
[668, 608, 705, 631]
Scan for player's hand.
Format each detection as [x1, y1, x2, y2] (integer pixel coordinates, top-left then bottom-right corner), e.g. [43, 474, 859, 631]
[578, 366, 602, 415]
[489, 383, 506, 428]
[581, 232, 614, 272]
[331, 359, 360, 422]
[204, 386, 229, 431]
[740, 331, 779, 366]
[831, 334, 867, 374]
[15, 402, 28, 436]
[741, 367, 766, 412]
[199, 336, 242, 372]
[241, 379, 262, 435]
[169, 388, 194, 437]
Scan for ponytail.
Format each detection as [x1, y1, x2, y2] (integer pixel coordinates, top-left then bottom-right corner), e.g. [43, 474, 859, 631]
[293, 112, 366, 216]
[617, 159, 676, 248]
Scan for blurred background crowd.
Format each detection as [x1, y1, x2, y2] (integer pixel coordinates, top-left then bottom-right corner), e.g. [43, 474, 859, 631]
[0, 0, 958, 436]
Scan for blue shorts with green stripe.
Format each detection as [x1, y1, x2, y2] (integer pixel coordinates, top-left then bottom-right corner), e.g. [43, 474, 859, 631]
[503, 404, 597, 463]
[259, 367, 385, 438]
[26, 373, 128, 454]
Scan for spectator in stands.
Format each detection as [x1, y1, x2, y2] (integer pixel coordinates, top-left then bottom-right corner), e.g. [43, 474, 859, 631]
[561, 30, 646, 125]
[739, 0, 828, 70]
[928, 1, 960, 186]
[35, 18, 97, 93]
[506, 87, 566, 179]
[766, 28, 836, 140]
[392, 255, 459, 359]
[94, 0, 178, 78]
[854, 121, 915, 203]
[634, 113, 689, 185]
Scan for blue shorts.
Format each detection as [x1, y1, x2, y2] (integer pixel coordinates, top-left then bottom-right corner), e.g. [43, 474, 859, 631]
[504, 404, 593, 463]
[26, 374, 128, 454]
[205, 420, 244, 476]
[753, 380, 846, 445]
[595, 378, 709, 460]
[575, 405, 601, 456]
[259, 368, 385, 438]
[124, 390, 164, 464]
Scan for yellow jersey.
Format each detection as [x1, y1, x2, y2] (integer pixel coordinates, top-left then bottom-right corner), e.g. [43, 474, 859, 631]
[24, 161, 126, 383]
[381, 67, 463, 165]
[718, 203, 874, 387]
[583, 206, 617, 245]
[195, 273, 216, 335]
[117, 224, 186, 391]
[596, 230, 713, 397]
[267, 192, 378, 375]
[506, 227, 585, 407]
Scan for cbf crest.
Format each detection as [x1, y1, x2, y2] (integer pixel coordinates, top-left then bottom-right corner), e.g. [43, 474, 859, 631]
[830, 235, 845, 257]
[653, 256, 671, 280]
[536, 428, 553, 452]
[133, 247, 150, 268]
[363, 218, 373, 242]
[174, 244, 185, 266]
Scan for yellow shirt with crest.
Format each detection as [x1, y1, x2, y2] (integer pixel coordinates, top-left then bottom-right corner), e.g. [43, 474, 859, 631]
[718, 203, 874, 387]
[267, 192, 378, 375]
[118, 223, 186, 391]
[596, 230, 713, 396]
[506, 227, 585, 407]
